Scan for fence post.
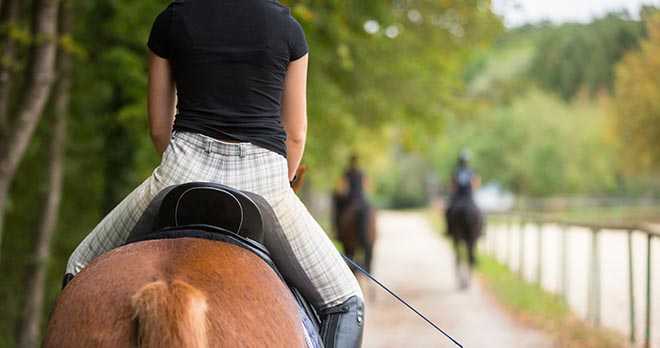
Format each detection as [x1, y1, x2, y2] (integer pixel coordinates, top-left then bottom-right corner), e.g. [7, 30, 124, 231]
[595, 228, 601, 326]
[587, 227, 601, 326]
[536, 222, 543, 287]
[506, 216, 513, 268]
[627, 229, 636, 344]
[519, 218, 526, 279]
[643, 234, 652, 348]
[560, 224, 568, 302]
[491, 215, 498, 259]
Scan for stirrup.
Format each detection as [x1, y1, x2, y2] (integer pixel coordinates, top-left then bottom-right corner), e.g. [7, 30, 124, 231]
[320, 296, 365, 348]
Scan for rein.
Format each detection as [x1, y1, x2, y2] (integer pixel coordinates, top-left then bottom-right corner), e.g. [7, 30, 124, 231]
[341, 254, 464, 348]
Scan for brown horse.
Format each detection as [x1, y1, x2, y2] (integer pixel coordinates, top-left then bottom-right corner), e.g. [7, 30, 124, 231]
[43, 173, 317, 348]
[42, 237, 306, 347]
[294, 164, 377, 273]
[332, 193, 377, 274]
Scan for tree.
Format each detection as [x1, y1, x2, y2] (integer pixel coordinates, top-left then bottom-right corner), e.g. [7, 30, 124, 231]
[0, 0, 60, 255]
[429, 90, 618, 198]
[284, 0, 502, 186]
[612, 12, 660, 174]
[528, 13, 644, 101]
[16, 1, 71, 346]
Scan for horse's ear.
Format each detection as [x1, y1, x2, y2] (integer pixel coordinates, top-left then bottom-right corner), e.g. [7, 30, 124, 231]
[291, 164, 309, 193]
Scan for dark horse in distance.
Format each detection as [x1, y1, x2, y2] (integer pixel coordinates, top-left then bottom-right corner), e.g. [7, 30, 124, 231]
[332, 192, 377, 275]
[445, 197, 483, 289]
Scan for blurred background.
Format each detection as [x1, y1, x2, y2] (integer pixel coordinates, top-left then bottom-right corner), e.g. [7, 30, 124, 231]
[1, 0, 659, 347]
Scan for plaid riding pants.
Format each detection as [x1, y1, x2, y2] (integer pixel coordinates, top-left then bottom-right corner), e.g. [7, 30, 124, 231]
[66, 131, 362, 309]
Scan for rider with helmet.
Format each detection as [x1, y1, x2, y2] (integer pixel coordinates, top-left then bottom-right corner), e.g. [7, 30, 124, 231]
[445, 150, 482, 244]
[449, 150, 480, 203]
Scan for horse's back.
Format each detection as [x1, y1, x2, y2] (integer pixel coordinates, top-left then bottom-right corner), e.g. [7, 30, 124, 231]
[446, 197, 483, 240]
[43, 238, 306, 348]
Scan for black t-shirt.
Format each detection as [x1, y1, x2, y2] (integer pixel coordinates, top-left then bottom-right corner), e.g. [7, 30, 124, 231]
[148, 0, 308, 157]
[344, 169, 365, 199]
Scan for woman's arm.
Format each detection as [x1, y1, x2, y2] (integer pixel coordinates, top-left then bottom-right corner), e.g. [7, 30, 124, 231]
[472, 174, 482, 191]
[280, 53, 309, 181]
[148, 50, 176, 156]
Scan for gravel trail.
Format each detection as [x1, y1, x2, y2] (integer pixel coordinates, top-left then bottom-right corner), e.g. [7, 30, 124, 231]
[360, 211, 553, 348]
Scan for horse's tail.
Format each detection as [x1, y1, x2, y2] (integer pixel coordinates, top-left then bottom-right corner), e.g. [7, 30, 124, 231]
[131, 280, 209, 348]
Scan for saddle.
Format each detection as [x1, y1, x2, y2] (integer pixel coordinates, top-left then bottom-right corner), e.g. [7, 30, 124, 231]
[125, 182, 273, 264]
[124, 182, 322, 347]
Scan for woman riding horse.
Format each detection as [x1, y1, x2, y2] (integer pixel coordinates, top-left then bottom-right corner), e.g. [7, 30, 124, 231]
[445, 150, 483, 288]
[61, 1, 364, 346]
[45, 182, 323, 347]
[333, 154, 376, 274]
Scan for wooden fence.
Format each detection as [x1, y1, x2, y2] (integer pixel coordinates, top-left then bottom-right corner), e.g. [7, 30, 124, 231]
[483, 213, 659, 348]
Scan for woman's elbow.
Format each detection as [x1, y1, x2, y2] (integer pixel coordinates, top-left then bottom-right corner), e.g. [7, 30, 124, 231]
[150, 127, 163, 140]
[287, 128, 307, 145]
[286, 116, 307, 141]
[150, 127, 170, 144]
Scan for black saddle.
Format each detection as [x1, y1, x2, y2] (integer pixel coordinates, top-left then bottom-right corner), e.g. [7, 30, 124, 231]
[155, 182, 265, 243]
[126, 182, 280, 245]
[123, 182, 322, 344]
[124, 182, 277, 266]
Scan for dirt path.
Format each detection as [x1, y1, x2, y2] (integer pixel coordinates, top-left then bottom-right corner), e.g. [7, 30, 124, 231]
[360, 211, 552, 348]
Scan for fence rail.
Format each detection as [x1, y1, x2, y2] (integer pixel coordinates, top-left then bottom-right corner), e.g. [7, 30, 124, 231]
[484, 212, 658, 348]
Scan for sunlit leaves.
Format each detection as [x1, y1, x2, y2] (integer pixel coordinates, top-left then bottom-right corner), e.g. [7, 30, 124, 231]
[280, 0, 503, 190]
[432, 90, 619, 196]
[612, 12, 660, 173]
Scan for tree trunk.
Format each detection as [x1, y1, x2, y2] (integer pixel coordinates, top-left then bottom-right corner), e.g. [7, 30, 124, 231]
[0, 0, 59, 256]
[16, 1, 70, 346]
[16, 110, 66, 348]
[0, 0, 21, 131]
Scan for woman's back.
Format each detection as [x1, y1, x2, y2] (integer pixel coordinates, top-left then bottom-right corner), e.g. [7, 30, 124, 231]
[149, 0, 308, 155]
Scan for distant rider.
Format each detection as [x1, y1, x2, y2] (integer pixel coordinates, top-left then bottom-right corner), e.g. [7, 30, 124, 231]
[447, 150, 480, 211]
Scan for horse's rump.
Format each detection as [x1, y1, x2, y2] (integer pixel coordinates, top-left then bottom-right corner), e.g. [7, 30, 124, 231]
[43, 238, 306, 348]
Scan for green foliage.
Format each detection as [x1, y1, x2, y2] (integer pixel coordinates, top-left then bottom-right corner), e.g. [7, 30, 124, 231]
[371, 145, 433, 209]
[466, 29, 537, 104]
[2, 112, 61, 345]
[286, 0, 502, 188]
[527, 13, 645, 101]
[430, 17, 657, 200]
[1, 0, 166, 343]
[431, 90, 619, 197]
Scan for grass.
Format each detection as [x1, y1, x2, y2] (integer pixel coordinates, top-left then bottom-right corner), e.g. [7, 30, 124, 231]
[476, 253, 629, 348]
